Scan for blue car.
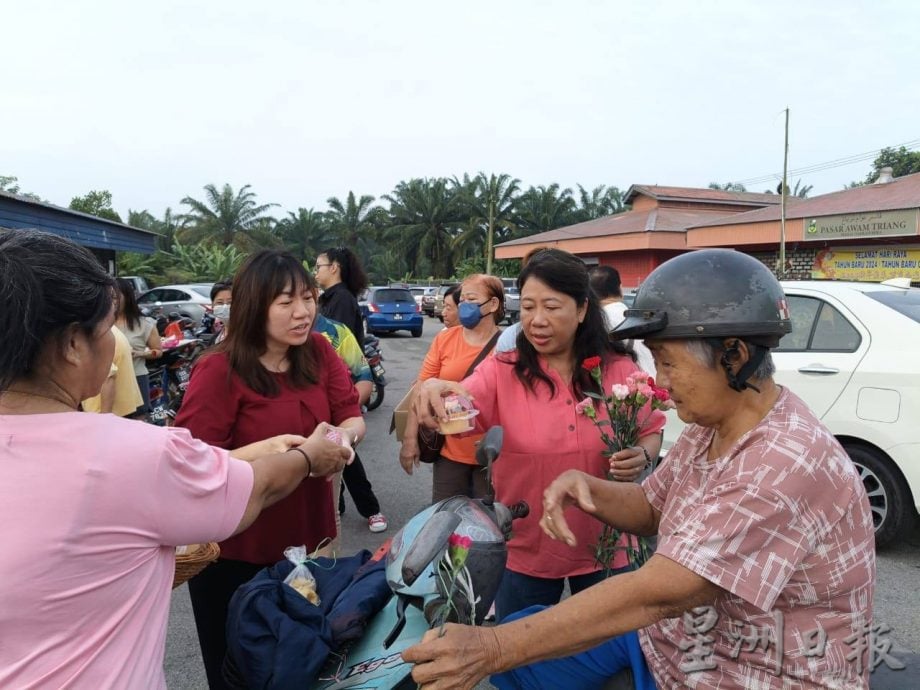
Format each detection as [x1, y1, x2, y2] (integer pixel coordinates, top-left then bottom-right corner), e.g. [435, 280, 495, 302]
[361, 286, 424, 337]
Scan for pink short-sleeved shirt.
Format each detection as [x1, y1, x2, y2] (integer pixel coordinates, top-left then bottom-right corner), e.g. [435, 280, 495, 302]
[639, 387, 875, 688]
[0, 412, 253, 689]
[463, 352, 666, 579]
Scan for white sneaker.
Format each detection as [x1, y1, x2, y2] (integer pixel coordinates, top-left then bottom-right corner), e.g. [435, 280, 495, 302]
[368, 513, 388, 533]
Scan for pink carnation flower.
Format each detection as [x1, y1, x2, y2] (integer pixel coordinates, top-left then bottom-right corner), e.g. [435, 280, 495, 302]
[575, 397, 596, 418]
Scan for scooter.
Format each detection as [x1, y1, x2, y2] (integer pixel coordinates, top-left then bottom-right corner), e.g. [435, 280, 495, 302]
[308, 426, 528, 689]
[363, 335, 386, 411]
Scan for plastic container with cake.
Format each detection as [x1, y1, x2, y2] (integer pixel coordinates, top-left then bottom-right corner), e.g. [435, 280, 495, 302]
[438, 393, 479, 435]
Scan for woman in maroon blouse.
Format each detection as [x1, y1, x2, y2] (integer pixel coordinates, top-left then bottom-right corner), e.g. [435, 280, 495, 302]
[175, 250, 366, 690]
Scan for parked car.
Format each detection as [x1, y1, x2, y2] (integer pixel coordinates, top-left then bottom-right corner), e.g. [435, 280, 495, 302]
[410, 286, 436, 312]
[361, 286, 424, 337]
[137, 283, 214, 324]
[433, 284, 459, 321]
[120, 275, 150, 295]
[503, 286, 520, 324]
[421, 288, 439, 316]
[660, 279, 920, 547]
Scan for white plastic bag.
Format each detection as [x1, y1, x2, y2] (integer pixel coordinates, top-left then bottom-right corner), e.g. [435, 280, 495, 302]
[282, 545, 320, 605]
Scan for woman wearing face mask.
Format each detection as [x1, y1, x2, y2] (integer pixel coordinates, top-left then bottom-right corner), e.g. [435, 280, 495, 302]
[399, 274, 503, 501]
[210, 280, 232, 344]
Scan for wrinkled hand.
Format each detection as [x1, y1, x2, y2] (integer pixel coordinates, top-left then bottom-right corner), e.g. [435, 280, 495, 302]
[607, 446, 647, 482]
[539, 470, 596, 547]
[415, 379, 472, 430]
[403, 624, 501, 690]
[399, 439, 420, 475]
[300, 423, 354, 479]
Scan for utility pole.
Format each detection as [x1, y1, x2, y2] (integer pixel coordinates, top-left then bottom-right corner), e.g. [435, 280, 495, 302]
[486, 199, 495, 275]
[779, 107, 789, 279]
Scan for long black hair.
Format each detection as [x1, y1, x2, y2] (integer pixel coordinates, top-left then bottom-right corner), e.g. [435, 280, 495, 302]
[116, 278, 143, 330]
[0, 229, 115, 392]
[320, 247, 368, 297]
[510, 248, 633, 398]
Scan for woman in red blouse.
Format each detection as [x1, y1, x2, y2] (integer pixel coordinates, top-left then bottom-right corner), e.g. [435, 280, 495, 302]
[175, 250, 365, 690]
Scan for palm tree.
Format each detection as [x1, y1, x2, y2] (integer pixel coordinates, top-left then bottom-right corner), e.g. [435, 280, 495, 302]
[460, 172, 521, 275]
[574, 184, 627, 221]
[512, 184, 577, 237]
[276, 208, 332, 262]
[382, 178, 466, 278]
[708, 181, 748, 192]
[179, 183, 277, 248]
[325, 191, 381, 254]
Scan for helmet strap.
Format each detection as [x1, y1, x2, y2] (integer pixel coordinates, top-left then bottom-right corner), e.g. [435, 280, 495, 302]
[720, 339, 765, 393]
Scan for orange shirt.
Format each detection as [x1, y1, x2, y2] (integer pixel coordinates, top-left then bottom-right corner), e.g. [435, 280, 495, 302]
[418, 327, 495, 464]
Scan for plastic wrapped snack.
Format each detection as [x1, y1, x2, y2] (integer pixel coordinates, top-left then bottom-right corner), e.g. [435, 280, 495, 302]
[438, 393, 479, 435]
[325, 426, 356, 463]
[282, 545, 320, 605]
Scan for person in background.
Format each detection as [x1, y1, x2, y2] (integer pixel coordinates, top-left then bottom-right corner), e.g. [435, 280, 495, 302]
[210, 279, 232, 344]
[114, 278, 162, 419]
[413, 251, 664, 623]
[81, 326, 143, 416]
[399, 274, 504, 499]
[313, 312, 388, 533]
[0, 230, 352, 689]
[404, 249, 875, 690]
[313, 246, 387, 527]
[175, 250, 366, 690]
[441, 284, 461, 329]
[589, 265, 656, 375]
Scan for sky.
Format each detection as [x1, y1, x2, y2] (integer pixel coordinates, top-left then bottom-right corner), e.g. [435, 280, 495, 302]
[3, 0, 919, 220]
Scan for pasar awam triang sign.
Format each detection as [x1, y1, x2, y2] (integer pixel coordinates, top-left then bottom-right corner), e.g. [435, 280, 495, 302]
[811, 246, 920, 281]
[803, 209, 918, 241]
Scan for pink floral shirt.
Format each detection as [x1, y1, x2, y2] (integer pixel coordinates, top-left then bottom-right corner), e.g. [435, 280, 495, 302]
[463, 352, 665, 579]
[639, 387, 875, 688]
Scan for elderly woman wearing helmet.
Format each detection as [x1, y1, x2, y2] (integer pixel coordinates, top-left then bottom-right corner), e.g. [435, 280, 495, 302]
[404, 249, 876, 690]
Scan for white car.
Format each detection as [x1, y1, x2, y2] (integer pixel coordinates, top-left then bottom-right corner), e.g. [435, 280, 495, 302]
[661, 279, 920, 547]
[137, 283, 214, 325]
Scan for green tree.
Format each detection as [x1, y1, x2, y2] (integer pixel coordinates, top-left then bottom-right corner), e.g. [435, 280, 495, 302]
[69, 190, 122, 222]
[0, 175, 44, 201]
[574, 184, 628, 221]
[512, 184, 577, 236]
[707, 181, 748, 192]
[383, 178, 466, 278]
[276, 208, 332, 262]
[465, 172, 521, 275]
[179, 183, 277, 248]
[864, 146, 920, 183]
[325, 191, 381, 252]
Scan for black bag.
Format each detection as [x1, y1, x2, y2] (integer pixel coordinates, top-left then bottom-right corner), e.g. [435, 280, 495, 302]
[416, 331, 501, 463]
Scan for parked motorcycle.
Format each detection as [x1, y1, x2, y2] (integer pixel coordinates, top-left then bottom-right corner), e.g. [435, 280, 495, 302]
[146, 338, 202, 425]
[363, 334, 386, 411]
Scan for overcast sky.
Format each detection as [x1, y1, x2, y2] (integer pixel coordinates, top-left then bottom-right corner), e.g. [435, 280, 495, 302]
[4, 0, 918, 219]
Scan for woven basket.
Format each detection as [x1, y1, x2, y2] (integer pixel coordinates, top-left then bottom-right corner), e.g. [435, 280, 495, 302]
[173, 542, 220, 589]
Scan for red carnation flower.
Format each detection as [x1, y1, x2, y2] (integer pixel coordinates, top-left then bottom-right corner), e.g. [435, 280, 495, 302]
[581, 356, 602, 371]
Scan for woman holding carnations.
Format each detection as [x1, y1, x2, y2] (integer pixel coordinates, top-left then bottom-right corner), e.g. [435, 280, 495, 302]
[416, 250, 666, 622]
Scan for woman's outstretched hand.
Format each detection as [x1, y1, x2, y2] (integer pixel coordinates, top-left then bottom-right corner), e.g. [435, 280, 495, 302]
[415, 379, 473, 429]
[299, 423, 354, 478]
[402, 624, 502, 689]
[539, 470, 597, 547]
[231, 434, 309, 462]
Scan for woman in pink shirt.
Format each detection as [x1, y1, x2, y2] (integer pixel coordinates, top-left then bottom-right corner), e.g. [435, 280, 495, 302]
[416, 249, 665, 621]
[0, 230, 354, 690]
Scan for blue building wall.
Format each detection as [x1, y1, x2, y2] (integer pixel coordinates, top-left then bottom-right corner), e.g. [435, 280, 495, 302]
[0, 193, 157, 254]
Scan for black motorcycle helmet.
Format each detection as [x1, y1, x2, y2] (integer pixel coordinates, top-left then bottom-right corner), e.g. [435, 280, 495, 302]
[612, 249, 792, 392]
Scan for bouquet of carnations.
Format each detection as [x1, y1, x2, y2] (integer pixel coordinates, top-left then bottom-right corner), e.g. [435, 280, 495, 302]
[576, 356, 673, 573]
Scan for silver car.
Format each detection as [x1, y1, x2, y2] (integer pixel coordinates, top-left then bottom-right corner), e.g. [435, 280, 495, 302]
[137, 283, 213, 324]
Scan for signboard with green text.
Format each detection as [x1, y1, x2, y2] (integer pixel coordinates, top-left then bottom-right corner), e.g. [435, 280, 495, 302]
[803, 209, 918, 241]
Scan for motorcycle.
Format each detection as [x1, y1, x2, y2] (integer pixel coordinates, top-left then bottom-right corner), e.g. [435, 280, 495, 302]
[223, 426, 526, 690]
[146, 337, 202, 425]
[363, 334, 386, 411]
[309, 426, 527, 689]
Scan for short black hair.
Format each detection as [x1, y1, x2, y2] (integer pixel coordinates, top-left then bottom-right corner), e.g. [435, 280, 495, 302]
[589, 265, 622, 300]
[0, 229, 115, 391]
[210, 279, 232, 301]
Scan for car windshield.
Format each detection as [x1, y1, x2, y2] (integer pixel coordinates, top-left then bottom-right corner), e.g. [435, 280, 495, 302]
[866, 289, 920, 323]
[374, 289, 414, 304]
[191, 286, 213, 299]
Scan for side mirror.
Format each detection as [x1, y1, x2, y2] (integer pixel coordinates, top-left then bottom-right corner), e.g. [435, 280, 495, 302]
[475, 426, 504, 468]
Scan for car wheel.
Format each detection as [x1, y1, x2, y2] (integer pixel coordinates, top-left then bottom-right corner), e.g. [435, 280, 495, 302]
[366, 381, 384, 411]
[411, 327, 423, 338]
[845, 444, 914, 548]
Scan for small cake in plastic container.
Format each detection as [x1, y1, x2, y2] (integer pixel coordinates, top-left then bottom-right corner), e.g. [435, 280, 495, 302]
[438, 394, 479, 435]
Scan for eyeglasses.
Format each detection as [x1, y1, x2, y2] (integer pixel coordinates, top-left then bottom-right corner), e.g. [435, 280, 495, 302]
[313, 263, 332, 270]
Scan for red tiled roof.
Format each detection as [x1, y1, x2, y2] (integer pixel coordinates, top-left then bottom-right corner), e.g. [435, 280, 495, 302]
[690, 172, 920, 228]
[498, 208, 737, 247]
[624, 184, 782, 207]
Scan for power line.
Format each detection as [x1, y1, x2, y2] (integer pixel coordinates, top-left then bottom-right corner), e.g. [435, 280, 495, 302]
[734, 138, 920, 186]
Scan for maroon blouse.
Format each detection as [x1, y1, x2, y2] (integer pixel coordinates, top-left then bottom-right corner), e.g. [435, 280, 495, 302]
[174, 333, 361, 564]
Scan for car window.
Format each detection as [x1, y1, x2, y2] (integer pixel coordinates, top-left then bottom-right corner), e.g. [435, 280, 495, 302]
[373, 289, 414, 303]
[191, 286, 213, 299]
[777, 296, 860, 352]
[866, 290, 920, 323]
[138, 290, 161, 304]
